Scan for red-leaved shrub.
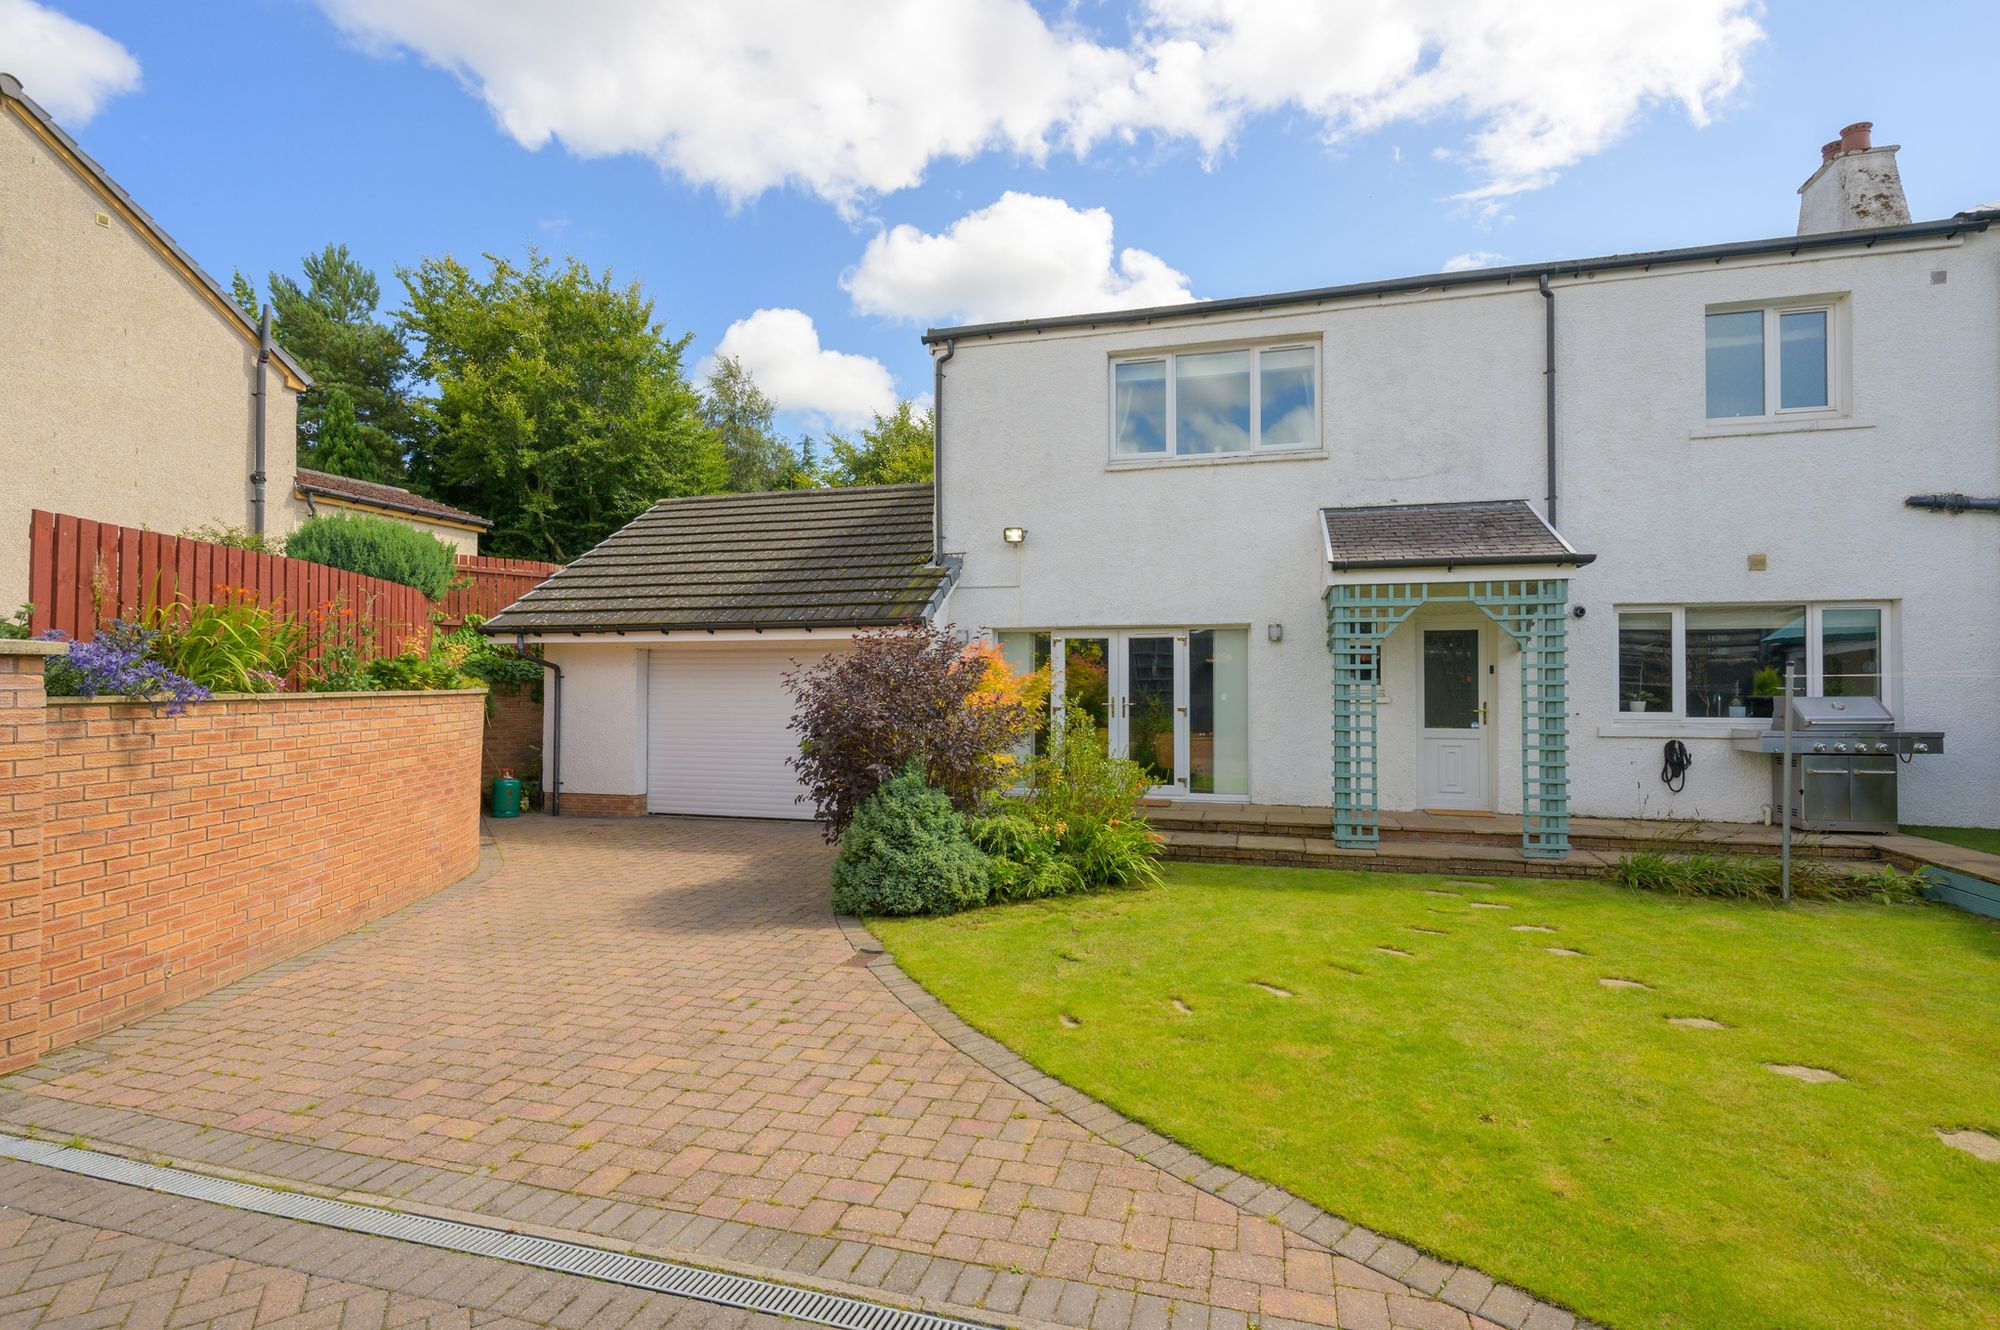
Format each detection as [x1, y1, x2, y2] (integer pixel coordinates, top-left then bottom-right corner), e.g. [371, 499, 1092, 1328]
[785, 623, 1034, 839]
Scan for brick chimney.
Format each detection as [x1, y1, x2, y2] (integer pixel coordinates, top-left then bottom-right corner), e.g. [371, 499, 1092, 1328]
[1798, 121, 1911, 234]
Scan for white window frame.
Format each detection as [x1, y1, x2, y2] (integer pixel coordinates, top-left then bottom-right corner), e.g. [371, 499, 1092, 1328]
[1615, 601, 1893, 722]
[1704, 298, 1847, 423]
[1108, 340, 1322, 462]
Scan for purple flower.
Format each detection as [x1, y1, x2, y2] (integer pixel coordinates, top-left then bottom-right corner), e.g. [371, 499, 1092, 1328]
[39, 621, 211, 715]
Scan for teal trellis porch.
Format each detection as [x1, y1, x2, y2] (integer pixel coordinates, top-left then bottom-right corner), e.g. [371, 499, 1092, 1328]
[1326, 579, 1573, 858]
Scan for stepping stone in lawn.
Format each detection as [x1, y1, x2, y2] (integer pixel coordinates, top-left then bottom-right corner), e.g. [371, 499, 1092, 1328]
[1667, 1016, 1727, 1030]
[1765, 1063, 1843, 1083]
[1408, 925, 1448, 935]
[1446, 880, 1489, 889]
[1249, 981, 1294, 998]
[1329, 962, 1366, 977]
[1599, 977, 1652, 991]
[1376, 946, 1414, 957]
[1512, 924, 1556, 933]
[1936, 1128, 2000, 1162]
[1059, 1014, 1082, 1029]
[1422, 888, 1461, 897]
[1546, 947, 1586, 957]
[1171, 999, 1193, 1016]
[1469, 902, 1511, 910]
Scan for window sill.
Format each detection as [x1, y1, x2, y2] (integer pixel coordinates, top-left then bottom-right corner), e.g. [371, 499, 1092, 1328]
[1688, 417, 1874, 441]
[1107, 449, 1327, 473]
[1597, 721, 1768, 740]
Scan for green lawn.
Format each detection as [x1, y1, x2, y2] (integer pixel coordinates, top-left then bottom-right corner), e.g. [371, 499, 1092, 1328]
[1904, 824, 2000, 856]
[874, 866, 2000, 1330]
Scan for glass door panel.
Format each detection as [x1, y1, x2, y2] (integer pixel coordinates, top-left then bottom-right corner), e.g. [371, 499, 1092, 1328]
[1123, 635, 1178, 788]
[1055, 636, 1112, 749]
[1189, 629, 1248, 795]
[1422, 630, 1481, 729]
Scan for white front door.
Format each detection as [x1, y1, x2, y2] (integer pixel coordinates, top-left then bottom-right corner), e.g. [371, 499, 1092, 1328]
[1417, 626, 1491, 810]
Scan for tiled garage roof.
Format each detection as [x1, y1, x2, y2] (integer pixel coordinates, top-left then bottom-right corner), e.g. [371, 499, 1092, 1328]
[483, 484, 948, 634]
[1320, 499, 1594, 570]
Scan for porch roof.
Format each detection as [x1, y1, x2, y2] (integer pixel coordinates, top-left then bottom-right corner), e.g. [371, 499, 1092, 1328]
[1320, 499, 1594, 572]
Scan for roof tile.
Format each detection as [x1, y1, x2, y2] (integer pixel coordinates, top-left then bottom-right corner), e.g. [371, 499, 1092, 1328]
[1320, 500, 1591, 569]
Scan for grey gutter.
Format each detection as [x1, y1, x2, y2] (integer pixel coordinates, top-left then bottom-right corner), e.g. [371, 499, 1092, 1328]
[479, 614, 938, 637]
[932, 338, 956, 565]
[253, 306, 272, 535]
[1327, 551, 1599, 573]
[921, 215, 1993, 344]
[294, 477, 494, 529]
[1905, 493, 2000, 514]
[0, 72, 314, 388]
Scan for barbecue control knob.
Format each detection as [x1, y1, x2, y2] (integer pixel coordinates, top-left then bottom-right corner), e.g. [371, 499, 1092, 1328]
[1875, 743, 1890, 753]
[1914, 742, 1929, 752]
[1812, 743, 1827, 753]
[1833, 743, 1848, 753]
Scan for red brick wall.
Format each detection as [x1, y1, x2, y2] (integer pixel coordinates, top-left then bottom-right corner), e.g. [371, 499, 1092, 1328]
[562, 792, 647, 817]
[481, 682, 543, 791]
[29, 689, 483, 1057]
[0, 649, 54, 1072]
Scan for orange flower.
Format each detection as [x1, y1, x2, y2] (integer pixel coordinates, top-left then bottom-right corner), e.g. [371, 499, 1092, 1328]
[340, 607, 354, 617]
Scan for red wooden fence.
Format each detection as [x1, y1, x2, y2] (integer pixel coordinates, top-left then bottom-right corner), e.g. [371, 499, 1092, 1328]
[438, 555, 561, 628]
[27, 511, 432, 660]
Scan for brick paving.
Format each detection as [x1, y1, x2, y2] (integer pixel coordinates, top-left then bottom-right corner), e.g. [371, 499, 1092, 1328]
[0, 816, 1541, 1330]
[0, 1159, 781, 1328]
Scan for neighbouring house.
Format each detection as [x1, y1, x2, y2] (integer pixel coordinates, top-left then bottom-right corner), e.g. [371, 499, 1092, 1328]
[489, 123, 1997, 850]
[0, 72, 311, 612]
[483, 485, 949, 817]
[294, 468, 492, 555]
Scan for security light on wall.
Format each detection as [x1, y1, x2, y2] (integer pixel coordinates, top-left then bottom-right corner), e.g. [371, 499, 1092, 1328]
[1002, 527, 1026, 545]
[1267, 624, 1284, 643]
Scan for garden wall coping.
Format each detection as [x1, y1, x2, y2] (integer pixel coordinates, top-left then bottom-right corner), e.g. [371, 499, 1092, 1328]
[0, 639, 66, 657]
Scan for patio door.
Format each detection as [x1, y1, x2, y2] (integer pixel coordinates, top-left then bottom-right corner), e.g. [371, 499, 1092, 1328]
[1050, 630, 1249, 798]
[1417, 625, 1492, 810]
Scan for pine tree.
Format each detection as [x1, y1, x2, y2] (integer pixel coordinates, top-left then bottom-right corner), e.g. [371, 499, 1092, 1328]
[308, 387, 384, 482]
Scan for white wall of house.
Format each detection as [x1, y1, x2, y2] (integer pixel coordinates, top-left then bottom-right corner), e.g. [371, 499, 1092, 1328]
[938, 227, 2000, 828]
[544, 642, 651, 803]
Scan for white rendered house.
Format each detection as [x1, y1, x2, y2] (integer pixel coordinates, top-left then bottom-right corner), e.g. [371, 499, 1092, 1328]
[929, 126, 1999, 851]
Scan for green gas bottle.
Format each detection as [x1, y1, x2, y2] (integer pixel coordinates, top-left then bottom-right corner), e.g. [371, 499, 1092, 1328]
[490, 769, 523, 818]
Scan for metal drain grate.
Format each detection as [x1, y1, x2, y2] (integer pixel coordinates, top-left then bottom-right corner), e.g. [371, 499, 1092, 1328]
[0, 1133, 1001, 1330]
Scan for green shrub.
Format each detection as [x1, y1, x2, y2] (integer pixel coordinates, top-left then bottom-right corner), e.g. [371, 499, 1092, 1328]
[284, 514, 458, 599]
[146, 589, 302, 693]
[364, 651, 477, 692]
[974, 713, 1163, 898]
[831, 763, 990, 917]
[434, 616, 543, 689]
[1604, 841, 1928, 905]
[0, 603, 30, 640]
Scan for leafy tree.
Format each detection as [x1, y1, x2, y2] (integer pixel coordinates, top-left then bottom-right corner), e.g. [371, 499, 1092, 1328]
[398, 250, 725, 562]
[308, 387, 387, 482]
[244, 244, 416, 484]
[701, 356, 816, 492]
[823, 401, 934, 487]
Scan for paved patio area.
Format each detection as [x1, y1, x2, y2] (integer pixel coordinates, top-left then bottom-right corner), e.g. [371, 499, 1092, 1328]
[0, 816, 1520, 1330]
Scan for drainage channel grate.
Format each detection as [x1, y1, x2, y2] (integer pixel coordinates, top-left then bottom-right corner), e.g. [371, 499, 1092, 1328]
[0, 1133, 1000, 1330]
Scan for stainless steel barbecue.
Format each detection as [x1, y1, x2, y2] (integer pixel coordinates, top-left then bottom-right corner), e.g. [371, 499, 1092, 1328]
[1735, 696, 1944, 833]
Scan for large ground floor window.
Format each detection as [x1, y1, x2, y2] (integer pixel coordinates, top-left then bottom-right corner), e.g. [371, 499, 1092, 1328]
[1616, 602, 1886, 719]
[996, 628, 1250, 796]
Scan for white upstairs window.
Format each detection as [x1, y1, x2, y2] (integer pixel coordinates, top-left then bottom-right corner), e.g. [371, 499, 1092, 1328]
[1704, 302, 1839, 420]
[1110, 343, 1320, 460]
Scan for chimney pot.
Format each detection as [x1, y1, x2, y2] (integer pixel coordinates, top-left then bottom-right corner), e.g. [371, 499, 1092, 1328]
[1839, 121, 1873, 153]
[1821, 140, 1841, 165]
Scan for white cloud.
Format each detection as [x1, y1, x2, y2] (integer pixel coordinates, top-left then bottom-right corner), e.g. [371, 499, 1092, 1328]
[1442, 251, 1510, 272]
[0, 0, 139, 124]
[311, 1, 1760, 209]
[705, 308, 897, 428]
[844, 192, 1194, 326]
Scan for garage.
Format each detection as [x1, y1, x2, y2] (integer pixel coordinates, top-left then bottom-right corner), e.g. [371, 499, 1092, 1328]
[483, 483, 950, 820]
[645, 645, 845, 819]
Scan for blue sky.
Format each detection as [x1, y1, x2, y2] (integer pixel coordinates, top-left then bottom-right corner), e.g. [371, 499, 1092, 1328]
[8, 1, 1996, 438]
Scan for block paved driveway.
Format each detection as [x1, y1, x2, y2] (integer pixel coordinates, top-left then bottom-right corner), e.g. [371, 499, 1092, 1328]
[0, 816, 1501, 1330]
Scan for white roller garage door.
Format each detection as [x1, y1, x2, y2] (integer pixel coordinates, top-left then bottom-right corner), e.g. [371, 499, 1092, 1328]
[645, 646, 841, 819]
